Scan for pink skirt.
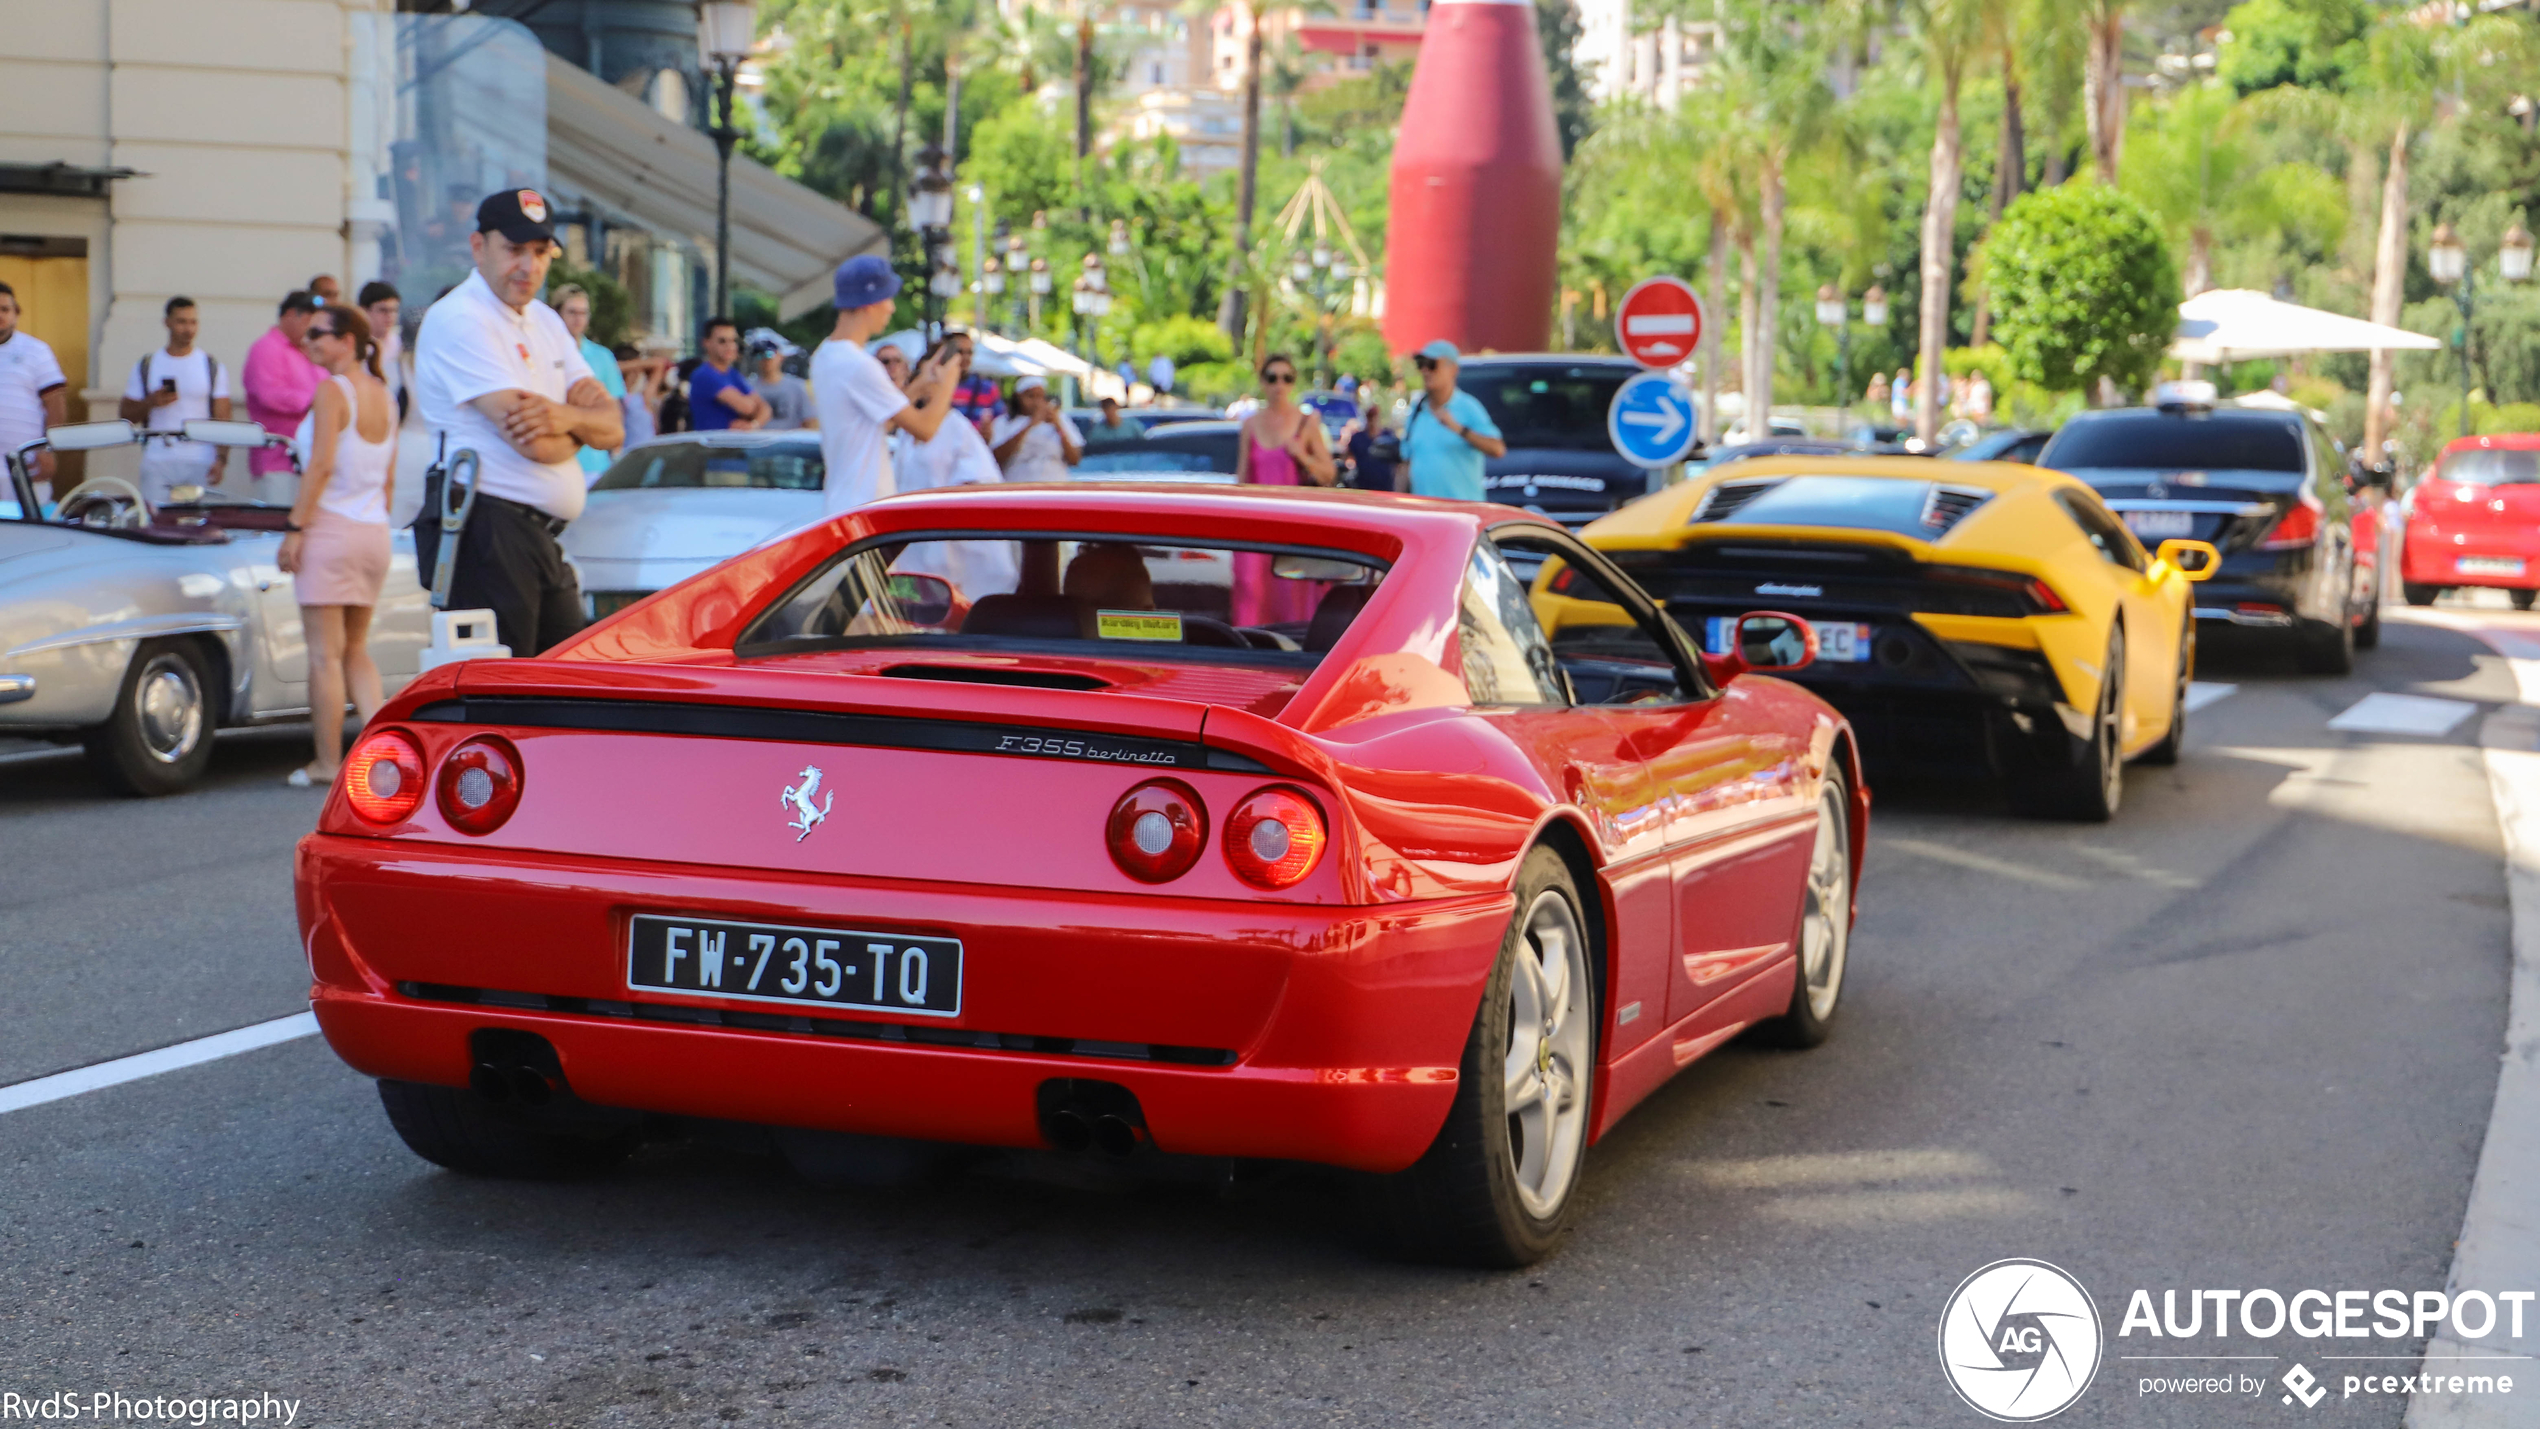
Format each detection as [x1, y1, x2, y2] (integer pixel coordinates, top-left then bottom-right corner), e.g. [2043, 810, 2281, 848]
[295, 510, 390, 607]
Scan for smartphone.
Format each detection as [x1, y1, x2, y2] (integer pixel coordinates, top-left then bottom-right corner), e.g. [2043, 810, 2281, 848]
[160, 378, 177, 393]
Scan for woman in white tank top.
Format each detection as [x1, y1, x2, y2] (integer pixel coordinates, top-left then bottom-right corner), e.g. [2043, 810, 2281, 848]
[278, 304, 397, 787]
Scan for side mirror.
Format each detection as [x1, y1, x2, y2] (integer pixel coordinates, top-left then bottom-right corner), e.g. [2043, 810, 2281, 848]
[1705, 610, 1818, 680]
[182, 418, 279, 449]
[2155, 538, 2223, 582]
[37, 419, 139, 452]
[885, 572, 956, 627]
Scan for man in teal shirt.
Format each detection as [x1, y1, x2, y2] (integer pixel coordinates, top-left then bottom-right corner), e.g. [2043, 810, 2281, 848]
[1397, 340, 1505, 501]
[553, 284, 627, 481]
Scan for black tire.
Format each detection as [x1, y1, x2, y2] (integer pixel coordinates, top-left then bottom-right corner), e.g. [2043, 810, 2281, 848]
[2404, 583, 2441, 607]
[83, 637, 216, 796]
[2140, 618, 2193, 766]
[1758, 772, 1852, 1048]
[377, 1079, 635, 1179]
[2294, 614, 2354, 676]
[2514, 590, 2537, 612]
[2355, 599, 2382, 649]
[2011, 629, 2124, 822]
[1368, 845, 1597, 1268]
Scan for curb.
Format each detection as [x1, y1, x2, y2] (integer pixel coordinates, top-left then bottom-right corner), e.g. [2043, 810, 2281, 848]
[2407, 618, 2540, 1429]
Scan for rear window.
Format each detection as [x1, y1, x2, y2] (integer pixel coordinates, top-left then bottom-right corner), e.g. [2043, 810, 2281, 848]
[742, 533, 1387, 665]
[1461, 365, 1631, 451]
[1074, 430, 1239, 475]
[2438, 448, 2540, 486]
[593, 441, 824, 491]
[2043, 413, 2304, 473]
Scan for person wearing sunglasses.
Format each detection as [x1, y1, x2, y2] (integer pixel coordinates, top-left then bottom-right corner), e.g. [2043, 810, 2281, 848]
[277, 305, 396, 788]
[1399, 339, 1504, 501]
[1229, 353, 1338, 626]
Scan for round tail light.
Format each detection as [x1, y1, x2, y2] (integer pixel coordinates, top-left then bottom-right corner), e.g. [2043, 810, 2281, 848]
[1223, 787, 1327, 890]
[1106, 779, 1206, 883]
[343, 728, 426, 824]
[436, 735, 524, 834]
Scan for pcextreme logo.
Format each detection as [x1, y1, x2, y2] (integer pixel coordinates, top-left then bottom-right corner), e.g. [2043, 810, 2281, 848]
[1939, 1259, 2105, 1422]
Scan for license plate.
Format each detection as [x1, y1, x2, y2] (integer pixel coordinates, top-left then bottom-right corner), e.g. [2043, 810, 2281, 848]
[2123, 509, 2195, 538]
[627, 914, 963, 1018]
[1706, 616, 1873, 662]
[2458, 556, 2526, 576]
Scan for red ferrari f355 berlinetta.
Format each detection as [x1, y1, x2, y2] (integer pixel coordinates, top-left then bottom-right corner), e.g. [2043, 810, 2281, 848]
[298, 483, 1867, 1266]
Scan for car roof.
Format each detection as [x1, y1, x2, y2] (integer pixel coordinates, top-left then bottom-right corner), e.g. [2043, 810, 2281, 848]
[2062, 405, 2299, 429]
[1456, 353, 1645, 371]
[626, 430, 819, 450]
[2440, 432, 2540, 456]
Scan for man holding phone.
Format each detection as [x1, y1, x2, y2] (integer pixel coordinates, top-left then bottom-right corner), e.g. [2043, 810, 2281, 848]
[119, 295, 234, 506]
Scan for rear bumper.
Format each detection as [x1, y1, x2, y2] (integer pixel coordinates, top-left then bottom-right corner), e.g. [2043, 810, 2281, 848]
[296, 834, 1510, 1172]
[2399, 523, 2540, 589]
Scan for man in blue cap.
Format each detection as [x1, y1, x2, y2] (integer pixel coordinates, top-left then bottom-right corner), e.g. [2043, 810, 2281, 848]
[1398, 339, 1504, 500]
[810, 254, 955, 516]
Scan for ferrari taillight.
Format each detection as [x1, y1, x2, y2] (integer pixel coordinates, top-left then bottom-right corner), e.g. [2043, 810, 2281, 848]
[343, 729, 426, 825]
[1106, 779, 1206, 883]
[2258, 493, 2323, 550]
[1223, 787, 1327, 890]
[437, 735, 524, 835]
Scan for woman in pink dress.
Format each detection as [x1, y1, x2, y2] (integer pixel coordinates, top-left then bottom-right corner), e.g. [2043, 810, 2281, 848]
[1231, 354, 1338, 628]
[277, 305, 396, 787]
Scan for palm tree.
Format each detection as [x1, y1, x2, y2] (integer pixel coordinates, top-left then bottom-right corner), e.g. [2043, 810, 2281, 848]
[1897, 0, 1993, 442]
[1712, 0, 1832, 432]
[2079, 0, 2129, 183]
[1216, 0, 1323, 344]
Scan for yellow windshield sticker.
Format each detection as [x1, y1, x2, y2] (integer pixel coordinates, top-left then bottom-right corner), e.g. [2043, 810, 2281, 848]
[1097, 610, 1184, 642]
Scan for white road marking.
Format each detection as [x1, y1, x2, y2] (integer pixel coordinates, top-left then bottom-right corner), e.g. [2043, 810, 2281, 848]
[0, 1011, 319, 1116]
[2329, 692, 2477, 736]
[1883, 837, 2088, 889]
[2183, 681, 2239, 713]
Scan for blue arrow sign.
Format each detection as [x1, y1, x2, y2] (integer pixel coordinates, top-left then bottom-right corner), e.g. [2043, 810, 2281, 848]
[1607, 370, 1699, 468]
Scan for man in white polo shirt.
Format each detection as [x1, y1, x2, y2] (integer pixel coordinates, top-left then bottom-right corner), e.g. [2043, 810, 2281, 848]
[0, 281, 69, 499]
[413, 188, 622, 656]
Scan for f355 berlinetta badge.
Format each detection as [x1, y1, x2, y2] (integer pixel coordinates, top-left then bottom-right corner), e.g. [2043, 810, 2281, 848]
[781, 765, 832, 842]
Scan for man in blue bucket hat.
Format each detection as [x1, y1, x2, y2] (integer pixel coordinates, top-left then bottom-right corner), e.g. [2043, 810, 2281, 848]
[811, 254, 957, 515]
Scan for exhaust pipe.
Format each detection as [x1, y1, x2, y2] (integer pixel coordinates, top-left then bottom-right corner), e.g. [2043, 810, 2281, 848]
[1091, 1114, 1142, 1158]
[470, 1062, 512, 1102]
[1044, 1109, 1094, 1153]
[508, 1067, 554, 1106]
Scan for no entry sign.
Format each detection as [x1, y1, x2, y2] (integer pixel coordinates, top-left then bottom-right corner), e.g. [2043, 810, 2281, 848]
[1615, 276, 1703, 368]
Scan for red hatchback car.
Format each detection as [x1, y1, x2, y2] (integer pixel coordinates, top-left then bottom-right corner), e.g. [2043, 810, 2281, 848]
[2401, 433, 2540, 608]
[297, 485, 1866, 1265]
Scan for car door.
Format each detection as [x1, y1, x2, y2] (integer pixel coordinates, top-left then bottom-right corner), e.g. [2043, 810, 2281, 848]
[1459, 534, 1675, 1060]
[2056, 488, 2178, 749]
[1494, 527, 1802, 1045]
[234, 530, 310, 713]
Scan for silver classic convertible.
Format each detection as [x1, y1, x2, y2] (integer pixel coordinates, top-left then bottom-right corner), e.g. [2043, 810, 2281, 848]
[2, 420, 430, 795]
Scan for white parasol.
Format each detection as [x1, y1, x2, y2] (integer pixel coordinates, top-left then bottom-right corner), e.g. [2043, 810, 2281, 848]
[2169, 289, 2442, 364]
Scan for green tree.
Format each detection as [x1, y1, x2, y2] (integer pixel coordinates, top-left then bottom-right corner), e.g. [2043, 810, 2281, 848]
[2214, 0, 2370, 96]
[1535, 0, 1597, 162]
[1894, 0, 1997, 441]
[1983, 182, 2179, 396]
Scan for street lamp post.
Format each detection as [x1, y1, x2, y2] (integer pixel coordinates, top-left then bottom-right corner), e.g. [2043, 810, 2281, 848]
[1028, 255, 1051, 332]
[907, 144, 955, 342]
[697, 1, 758, 321]
[980, 257, 1006, 336]
[1815, 284, 1850, 418]
[2428, 220, 2535, 438]
[1005, 232, 1028, 333]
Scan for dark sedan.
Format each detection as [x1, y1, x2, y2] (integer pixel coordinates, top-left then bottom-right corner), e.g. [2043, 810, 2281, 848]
[2039, 401, 2372, 672]
[1454, 355, 1670, 529]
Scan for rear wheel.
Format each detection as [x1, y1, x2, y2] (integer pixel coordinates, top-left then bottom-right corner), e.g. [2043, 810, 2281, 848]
[2514, 590, 2537, 612]
[2295, 614, 2354, 675]
[2355, 600, 2382, 649]
[2011, 630, 2123, 822]
[377, 1079, 635, 1179]
[1369, 846, 1595, 1267]
[1759, 774, 1852, 1048]
[84, 638, 215, 796]
[2404, 583, 2441, 607]
[2140, 618, 2193, 766]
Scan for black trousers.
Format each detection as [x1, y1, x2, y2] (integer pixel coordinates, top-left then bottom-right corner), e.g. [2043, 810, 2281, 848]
[419, 495, 586, 657]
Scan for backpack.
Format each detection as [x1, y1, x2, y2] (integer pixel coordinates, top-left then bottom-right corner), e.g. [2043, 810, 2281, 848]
[135, 350, 218, 414]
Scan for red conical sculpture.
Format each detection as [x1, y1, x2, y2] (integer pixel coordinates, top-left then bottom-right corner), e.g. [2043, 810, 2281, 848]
[1383, 0, 1563, 356]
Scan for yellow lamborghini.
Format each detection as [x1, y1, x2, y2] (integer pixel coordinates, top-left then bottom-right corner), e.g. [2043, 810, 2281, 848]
[1568, 454, 2218, 820]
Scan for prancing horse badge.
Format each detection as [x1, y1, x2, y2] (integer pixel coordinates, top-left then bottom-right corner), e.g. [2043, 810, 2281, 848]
[781, 765, 833, 841]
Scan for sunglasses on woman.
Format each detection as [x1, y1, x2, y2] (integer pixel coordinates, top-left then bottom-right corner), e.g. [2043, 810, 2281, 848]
[1263, 371, 1297, 385]
[307, 326, 337, 340]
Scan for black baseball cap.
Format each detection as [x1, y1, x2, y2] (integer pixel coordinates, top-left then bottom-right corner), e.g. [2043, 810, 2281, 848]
[476, 188, 556, 245]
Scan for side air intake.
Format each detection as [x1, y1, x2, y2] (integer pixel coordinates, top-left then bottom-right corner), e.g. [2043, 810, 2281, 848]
[1690, 479, 1784, 523]
[1920, 484, 1992, 534]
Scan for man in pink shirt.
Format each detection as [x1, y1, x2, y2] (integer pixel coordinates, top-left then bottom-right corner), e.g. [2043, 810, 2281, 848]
[243, 290, 324, 502]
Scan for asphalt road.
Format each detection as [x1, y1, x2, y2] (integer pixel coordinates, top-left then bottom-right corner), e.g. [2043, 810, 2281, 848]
[0, 611, 2523, 1426]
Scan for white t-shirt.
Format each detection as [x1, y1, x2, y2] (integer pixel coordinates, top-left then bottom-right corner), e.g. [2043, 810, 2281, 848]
[810, 337, 910, 518]
[414, 269, 595, 522]
[123, 347, 230, 479]
[989, 410, 1084, 484]
[0, 331, 67, 461]
[896, 411, 1004, 493]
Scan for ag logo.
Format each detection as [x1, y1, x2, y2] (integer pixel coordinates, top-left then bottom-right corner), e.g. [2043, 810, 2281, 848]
[1938, 1259, 2103, 1421]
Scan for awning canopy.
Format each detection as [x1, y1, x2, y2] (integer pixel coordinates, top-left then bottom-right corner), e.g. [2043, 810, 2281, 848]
[2170, 288, 2442, 364]
[543, 55, 887, 320]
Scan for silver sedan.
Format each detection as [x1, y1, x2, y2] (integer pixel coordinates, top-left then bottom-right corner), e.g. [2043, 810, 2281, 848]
[1, 419, 430, 795]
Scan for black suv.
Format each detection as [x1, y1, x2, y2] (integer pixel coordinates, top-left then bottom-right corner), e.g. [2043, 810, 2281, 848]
[2040, 402, 2373, 673]
[1451, 354, 1675, 528]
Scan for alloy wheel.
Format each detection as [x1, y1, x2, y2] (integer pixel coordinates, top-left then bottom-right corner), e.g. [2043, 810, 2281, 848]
[1503, 888, 1592, 1220]
[1798, 789, 1850, 1022]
